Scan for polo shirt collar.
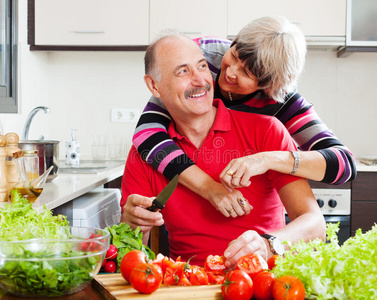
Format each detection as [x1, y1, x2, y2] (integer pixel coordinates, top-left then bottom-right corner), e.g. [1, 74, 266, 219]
[168, 99, 231, 140]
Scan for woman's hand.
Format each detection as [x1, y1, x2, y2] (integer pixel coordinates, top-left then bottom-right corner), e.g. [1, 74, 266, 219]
[223, 230, 269, 269]
[220, 153, 270, 189]
[178, 165, 253, 218]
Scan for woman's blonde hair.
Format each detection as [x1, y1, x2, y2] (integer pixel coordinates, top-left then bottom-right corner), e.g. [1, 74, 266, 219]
[232, 16, 307, 102]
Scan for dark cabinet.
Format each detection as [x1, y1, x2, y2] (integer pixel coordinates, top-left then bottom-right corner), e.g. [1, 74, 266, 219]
[351, 172, 377, 235]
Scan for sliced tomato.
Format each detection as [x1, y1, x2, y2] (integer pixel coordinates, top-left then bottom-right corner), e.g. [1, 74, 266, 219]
[207, 271, 226, 284]
[267, 254, 281, 270]
[188, 266, 209, 285]
[236, 253, 268, 279]
[204, 255, 226, 274]
[177, 274, 191, 286]
[163, 266, 178, 285]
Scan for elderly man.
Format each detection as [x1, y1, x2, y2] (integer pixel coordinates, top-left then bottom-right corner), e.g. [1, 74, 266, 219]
[120, 34, 325, 268]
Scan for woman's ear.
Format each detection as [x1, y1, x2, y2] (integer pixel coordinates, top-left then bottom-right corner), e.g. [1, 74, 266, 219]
[144, 74, 161, 98]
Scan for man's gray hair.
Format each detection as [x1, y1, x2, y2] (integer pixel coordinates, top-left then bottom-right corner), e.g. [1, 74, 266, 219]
[232, 16, 307, 102]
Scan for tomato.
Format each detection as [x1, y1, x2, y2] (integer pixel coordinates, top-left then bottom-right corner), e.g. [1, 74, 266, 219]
[253, 271, 275, 300]
[119, 250, 147, 282]
[204, 255, 226, 274]
[207, 271, 226, 284]
[221, 270, 253, 300]
[272, 275, 306, 300]
[188, 266, 209, 285]
[267, 255, 281, 270]
[163, 266, 179, 285]
[236, 253, 268, 279]
[129, 263, 163, 294]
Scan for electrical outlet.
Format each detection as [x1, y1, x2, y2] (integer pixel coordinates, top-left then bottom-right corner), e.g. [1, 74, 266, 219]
[111, 108, 140, 123]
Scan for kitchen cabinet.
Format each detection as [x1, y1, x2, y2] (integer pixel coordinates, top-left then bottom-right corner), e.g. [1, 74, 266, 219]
[28, 0, 149, 50]
[227, 0, 346, 40]
[351, 172, 377, 235]
[149, 0, 227, 41]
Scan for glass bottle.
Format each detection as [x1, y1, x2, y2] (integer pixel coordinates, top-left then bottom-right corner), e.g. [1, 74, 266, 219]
[10, 151, 41, 203]
[22, 149, 39, 183]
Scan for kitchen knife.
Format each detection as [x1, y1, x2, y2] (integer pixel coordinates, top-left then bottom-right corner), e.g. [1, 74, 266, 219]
[147, 174, 179, 212]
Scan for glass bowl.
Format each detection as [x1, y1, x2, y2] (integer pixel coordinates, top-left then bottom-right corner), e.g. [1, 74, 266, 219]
[0, 226, 109, 298]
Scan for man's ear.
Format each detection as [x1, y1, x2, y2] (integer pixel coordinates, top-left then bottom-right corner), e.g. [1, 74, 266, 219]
[144, 74, 161, 98]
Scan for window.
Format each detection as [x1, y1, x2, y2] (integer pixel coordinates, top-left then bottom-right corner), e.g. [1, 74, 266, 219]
[0, 0, 17, 113]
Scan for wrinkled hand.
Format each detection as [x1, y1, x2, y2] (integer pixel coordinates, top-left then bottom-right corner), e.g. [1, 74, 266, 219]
[223, 230, 269, 269]
[220, 153, 269, 190]
[204, 181, 253, 218]
[121, 194, 164, 233]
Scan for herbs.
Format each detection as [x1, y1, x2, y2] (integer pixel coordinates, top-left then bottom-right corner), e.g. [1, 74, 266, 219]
[272, 223, 377, 299]
[106, 222, 155, 271]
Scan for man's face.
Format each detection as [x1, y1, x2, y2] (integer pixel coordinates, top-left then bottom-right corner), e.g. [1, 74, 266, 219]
[151, 37, 214, 120]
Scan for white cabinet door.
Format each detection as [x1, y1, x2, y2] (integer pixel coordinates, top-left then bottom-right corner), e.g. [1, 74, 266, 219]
[150, 0, 227, 41]
[34, 0, 149, 46]
[227, 0, 346, 38]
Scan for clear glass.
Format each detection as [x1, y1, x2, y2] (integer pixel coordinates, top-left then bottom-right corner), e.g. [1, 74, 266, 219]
[23, 150, 39, 182]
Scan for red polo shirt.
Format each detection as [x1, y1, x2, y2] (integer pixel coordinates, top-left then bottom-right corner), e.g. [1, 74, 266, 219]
[121, 99, 300, 265]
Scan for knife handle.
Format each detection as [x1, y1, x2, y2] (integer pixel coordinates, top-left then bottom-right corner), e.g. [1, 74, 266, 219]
[147, 199, 164, 212]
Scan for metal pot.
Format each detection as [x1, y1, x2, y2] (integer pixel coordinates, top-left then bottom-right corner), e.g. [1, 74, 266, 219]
[18, 140, 59, 182]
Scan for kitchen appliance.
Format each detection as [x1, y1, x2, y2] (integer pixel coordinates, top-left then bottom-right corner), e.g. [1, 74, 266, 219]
[286, 186, 351, 245]
[18, 140, 59, 182]
[53, 188, 121, 229]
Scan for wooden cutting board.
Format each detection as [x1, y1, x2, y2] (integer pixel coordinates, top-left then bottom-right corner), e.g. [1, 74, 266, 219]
[93, 274, 223, 299]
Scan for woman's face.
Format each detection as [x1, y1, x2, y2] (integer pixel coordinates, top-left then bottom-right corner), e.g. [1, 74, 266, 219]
[218, 46, 259, 96]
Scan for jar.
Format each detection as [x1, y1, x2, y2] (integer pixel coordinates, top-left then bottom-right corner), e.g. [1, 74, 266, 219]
[22, 149, 39, 183]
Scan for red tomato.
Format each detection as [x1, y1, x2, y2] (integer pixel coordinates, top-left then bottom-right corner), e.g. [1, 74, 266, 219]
[207, 271, 226, 284]
[188, 266, 209, 285]
[204, 255, 226, 274]
[236, 253, 268, 279]
[267, 255, 281, 270]
[119, 250, 147, 282]
[163, 266, 178, 285]
[221, 270, 254, 300]
[272, 275, 306, 300]
[253, 271, 275, 300]
[129, 263, 163, 294]
[101, 258, 107, 268]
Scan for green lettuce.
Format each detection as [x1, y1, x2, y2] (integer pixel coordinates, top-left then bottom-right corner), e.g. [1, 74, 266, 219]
[272, 223, 377, 299]
[106, 222, 155, 271]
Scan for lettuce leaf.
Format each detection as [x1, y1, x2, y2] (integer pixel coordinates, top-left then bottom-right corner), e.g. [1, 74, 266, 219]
[272, 223, 377, 299]
[106, 222, 155, 271]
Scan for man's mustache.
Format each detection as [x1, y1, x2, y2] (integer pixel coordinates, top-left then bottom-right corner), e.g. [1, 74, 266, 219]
[184, 83, 212, 99]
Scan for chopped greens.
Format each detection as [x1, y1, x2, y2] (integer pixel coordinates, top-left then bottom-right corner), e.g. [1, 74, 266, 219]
[273, 223, 377, 299]
[0, 196, 100, 297]
[106, 222, 155, 271]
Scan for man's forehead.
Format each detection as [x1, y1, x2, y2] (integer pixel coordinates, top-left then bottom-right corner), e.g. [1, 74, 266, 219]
[156, 37, 204, 69]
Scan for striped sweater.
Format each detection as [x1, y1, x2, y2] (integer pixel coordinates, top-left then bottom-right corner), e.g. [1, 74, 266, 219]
[133, 37, 356, 185]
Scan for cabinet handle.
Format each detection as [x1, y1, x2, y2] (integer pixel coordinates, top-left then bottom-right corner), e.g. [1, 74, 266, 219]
[74, 30, 105, 34]
[179, 31, 202, 35]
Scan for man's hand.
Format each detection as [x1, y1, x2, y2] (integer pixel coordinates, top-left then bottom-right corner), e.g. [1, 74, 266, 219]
[121, 194, 165, 233]
[205, 181, 253, 218]
[223, 230, 269, 270]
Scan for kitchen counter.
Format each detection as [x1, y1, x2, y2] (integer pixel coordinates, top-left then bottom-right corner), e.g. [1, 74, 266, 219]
[30, 161, 125, 213]
[356, 160, 377, 172]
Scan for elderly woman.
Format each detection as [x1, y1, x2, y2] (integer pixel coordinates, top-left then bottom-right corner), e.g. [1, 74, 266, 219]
[132, 16, 356, 217]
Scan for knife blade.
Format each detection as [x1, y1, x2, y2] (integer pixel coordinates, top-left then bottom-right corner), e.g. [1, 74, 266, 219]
[147, 174, 179, 212]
